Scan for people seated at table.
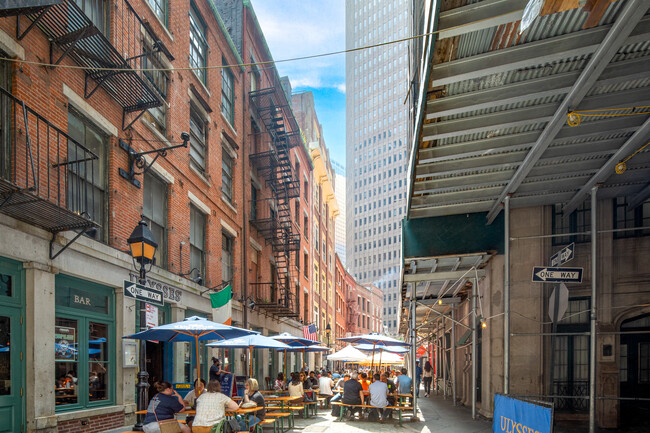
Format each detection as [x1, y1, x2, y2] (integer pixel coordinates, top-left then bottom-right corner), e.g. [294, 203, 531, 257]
[396, 367, 413, 396]
[368, 373, 392, 423]
[191, 380, 239, 433]
[300, 372, 315, 401]
[318, 371, 334, 397]
[183, 378, 206, 408]
[359, 372, 370, 392]
[142, 381, 190, 433]
[287, 372, 304, 402]
[274, 373, 285, 391]
[238, 378, 265, 430]
[342, 372, 365, 420]
[330, 372, 349, 406]
[308, 371, 319, 388]
[382, 373, 397, 409]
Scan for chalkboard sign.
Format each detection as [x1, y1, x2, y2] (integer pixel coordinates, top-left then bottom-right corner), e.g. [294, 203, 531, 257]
[219, 372, 235, 397]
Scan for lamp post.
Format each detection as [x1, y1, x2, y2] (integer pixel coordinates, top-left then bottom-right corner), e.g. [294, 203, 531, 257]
[127, 217, 158, 431]
[325, 323, 331, 371]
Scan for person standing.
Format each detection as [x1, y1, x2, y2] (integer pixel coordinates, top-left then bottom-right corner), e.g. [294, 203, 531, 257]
[415, 361, 423, 398]
[423, 361, 433, 397]
[209, 357, 224, 382]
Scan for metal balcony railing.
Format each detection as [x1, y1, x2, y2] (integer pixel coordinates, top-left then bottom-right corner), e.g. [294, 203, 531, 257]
[16, 0, 173, 129]
[0, 86, 98, 234]
[251, 282, 299, 318]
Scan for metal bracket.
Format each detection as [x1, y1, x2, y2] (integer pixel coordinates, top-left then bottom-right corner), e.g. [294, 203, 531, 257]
[49, 226, 96, 260]
[118, 132, 190, 188]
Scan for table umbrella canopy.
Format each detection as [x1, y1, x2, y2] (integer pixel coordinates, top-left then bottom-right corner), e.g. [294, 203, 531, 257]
[326, 344, 369, 362]
[358, 351, 404, 365]
[355, 343, 409, 353]
[208, 334, 291, 377]
[337, 333, 410, 347]
[270, 332, 321, 347]
[123, 316, 257, 391]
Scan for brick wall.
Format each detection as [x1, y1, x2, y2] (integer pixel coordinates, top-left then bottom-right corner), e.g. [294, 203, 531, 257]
[56, 411, 124, 433]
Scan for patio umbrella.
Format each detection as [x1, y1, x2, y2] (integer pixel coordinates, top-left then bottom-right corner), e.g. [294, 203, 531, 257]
[270, 332, 321, 378]
[337, 333, 410, 369]
[208, 334, 291, 378]
[124, 316, 256, 392]
[326, 344, 369, 363]
[355, 343, 408, 370]
[358, 350, 404, 366]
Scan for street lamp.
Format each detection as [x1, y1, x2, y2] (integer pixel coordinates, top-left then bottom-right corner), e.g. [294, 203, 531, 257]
[127, 217, 157, 431]
[325, 323, 331, 371]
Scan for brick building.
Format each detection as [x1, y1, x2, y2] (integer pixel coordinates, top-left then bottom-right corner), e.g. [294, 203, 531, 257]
[0, 0, 309, 431]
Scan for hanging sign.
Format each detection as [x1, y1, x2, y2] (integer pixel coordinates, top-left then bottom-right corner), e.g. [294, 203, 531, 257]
[123, 280, 164, 306]
[532, 267, 583, 283]
[493, 394, 552, 433]
[145, 303, 159, 329]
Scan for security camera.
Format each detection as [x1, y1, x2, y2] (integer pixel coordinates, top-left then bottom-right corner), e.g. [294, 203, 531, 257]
[248, 301, 256, 310]
[193, 276, 203, 286]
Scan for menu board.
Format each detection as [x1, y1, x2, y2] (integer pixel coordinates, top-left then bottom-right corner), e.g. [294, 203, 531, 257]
[55, 326, 76, 360]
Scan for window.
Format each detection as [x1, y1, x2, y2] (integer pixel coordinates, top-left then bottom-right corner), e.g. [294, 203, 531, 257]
[304, 215, 309, 240]
[147, 0, 167, 26]
[55, 275, 114, 411]
[76, 0, 108, 35]
[640, 343, 650, 383]
[189, 5, 207, 84]
[143, 172, 167, 268]
[553, 201, 591, 245]
[221, 63, 235, 125]
[189, 104, 207, 172]
[67, 110, 107, 240]
[190, 206, 206, 279]
[250, 185, 258, 220]
[222, 232, 234, 283]
[143, 36, 168, 136]
[303, 253, 308, 278]
[250, 61, 260, 92]
[614, 197, 650, 238]
[222, 147, 234, 203]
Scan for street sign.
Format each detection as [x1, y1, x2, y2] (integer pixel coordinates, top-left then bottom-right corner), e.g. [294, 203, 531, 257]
[550, 243, 574, 267]
[548, 283, 569, 322]
[123, 280, 164, 306]
[532, 267, 583, 283]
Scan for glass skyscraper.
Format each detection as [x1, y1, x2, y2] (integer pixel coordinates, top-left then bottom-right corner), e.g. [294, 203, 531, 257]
[345, 0, 411, 334]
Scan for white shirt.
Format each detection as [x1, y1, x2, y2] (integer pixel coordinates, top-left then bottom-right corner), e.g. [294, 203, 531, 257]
[368, 381, 389, 408]
[288, 382, 304, 398]
[318, 376, 334, 396]
[192, 392, 233, 427]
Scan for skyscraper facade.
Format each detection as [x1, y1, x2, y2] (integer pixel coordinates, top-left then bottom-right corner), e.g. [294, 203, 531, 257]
[345, 0, 411, 335]
[331, 160, 347, 267]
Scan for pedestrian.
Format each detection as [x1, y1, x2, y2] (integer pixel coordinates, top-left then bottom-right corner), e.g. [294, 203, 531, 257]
[209, 357, 224, 382]
[423, 361, 433, 397]
[415, 360, 423, 397]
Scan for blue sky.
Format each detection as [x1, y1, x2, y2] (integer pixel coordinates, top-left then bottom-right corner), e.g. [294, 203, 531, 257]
[251, 1, 347, 168]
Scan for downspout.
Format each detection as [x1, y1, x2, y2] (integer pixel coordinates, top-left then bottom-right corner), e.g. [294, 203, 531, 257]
[504, 194, 510, 394]
[241, 5, 248, 331]
[589, 186, 598, 433]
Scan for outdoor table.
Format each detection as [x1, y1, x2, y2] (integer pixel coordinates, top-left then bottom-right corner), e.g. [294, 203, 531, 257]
[226, 406, 261, 431]
[397, 393, 413, 404]
[264, 396, 299, 411]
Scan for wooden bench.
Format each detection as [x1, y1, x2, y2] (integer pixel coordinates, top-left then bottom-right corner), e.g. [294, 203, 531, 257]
[254, 418, 277, 433]
[386, 405, 414, 426]
[264, 411, 294, 431]
[302, 400, 318, 417]
[331, 401, 374, 422]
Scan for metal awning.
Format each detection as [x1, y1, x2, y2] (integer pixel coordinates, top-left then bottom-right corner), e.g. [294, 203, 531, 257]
[401, 0, 650, 332]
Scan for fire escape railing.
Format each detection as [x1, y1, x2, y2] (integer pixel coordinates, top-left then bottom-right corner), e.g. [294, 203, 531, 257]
[0, 86, 99, 236]
[14, 0, 173, 130]
[250, 282, 299, 319]
[249, 75, 302, 319]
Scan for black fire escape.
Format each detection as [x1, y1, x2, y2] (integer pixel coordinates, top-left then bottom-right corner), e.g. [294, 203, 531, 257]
[249, 77, 301, 319]
[10, 0, 173, 129]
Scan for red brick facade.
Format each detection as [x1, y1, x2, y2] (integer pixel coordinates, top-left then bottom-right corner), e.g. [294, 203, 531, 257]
[56, 411, 124, 433]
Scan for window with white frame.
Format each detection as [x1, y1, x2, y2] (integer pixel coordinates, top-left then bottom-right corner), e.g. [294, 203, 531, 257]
[189, 5, 207, 84]
[221, 62, 235, 125]
[221, 147, 234, 203]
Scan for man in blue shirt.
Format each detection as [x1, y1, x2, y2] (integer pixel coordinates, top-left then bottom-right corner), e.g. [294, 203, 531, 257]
[415, 361, 423, 397]
[396, 367, 413, 396]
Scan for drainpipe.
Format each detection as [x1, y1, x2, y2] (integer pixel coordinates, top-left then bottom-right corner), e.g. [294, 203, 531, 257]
[589, 186, 598, 433]
[504, 195, 510, 395]
[472, 276, 477, 420]
[451, 307, 456, 405]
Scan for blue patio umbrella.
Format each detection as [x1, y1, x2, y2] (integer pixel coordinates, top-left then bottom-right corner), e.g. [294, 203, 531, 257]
[271, 332, 322, 377]
[337, 333, 410, 369]
[124, 316, 256, 390]
[208, 334, 291, 378]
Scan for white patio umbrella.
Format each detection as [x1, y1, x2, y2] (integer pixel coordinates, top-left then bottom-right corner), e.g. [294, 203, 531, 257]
[326, 344, 369, 363]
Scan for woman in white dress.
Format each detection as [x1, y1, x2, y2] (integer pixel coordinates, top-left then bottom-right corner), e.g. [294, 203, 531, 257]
[191, 380, 239, 433]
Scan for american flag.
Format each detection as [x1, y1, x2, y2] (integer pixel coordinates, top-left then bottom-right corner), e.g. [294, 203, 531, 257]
[303, 324, 317, 341]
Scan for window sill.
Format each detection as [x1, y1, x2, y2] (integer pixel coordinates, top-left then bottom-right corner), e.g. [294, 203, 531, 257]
[140, 117, 170, 145]
[191, 70, 211, 97]
[221, 195, 237, 214]
[190, 164, 211, 187]
[220, 112, 238, 137]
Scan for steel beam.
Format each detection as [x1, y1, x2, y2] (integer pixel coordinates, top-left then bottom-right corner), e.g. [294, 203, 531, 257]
[432, 16, 650, 87]
[563, 116, 650, 215]
[404, 269, 485, 283]
[438, 0, 527, 39]
[486, 0, 650, 224]
[628, 182, 650, 210]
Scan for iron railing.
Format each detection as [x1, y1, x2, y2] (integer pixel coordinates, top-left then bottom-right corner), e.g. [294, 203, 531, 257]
[17, 0, 172, 129]
[0, 86, 99, 232]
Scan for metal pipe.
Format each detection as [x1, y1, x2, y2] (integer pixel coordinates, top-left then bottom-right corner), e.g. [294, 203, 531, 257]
[443, 317, 447, 399]
[504, 194, 510, 395]
[589, 186, 598, 433]
[451, 307, 456, 406]
[510, 225, 650, 241]
[472, 277, 477, 419]
[410, 281, 418, 418]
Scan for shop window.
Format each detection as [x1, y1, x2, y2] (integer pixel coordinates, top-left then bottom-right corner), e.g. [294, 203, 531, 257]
[143, 172, 167, 268]
[189, 4, 207, 84]
[67, 110, 107, 240]
[55, 276, 114, 411]
[614, 197, 650, 238]
[222, 232, 234, 283]
[190, 205, 206, 279]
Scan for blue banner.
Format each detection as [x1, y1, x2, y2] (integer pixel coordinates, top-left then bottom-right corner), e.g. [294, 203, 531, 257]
[493, 394, 552, 433]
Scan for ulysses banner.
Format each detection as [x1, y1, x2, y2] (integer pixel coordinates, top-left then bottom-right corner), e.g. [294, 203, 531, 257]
[493, 394, 552, 433]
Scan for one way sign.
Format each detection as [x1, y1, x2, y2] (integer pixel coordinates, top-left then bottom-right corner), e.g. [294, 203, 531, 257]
[532, 267, 583, 283]
[123, 280, 164, 306]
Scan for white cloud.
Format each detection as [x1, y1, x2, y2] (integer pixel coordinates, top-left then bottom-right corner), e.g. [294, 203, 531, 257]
[251, 0, 345, 90]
